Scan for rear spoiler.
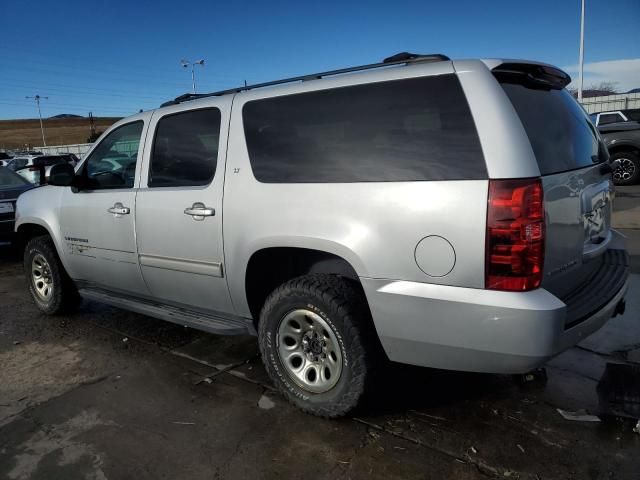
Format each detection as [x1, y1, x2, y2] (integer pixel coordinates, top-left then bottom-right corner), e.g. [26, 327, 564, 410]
[492, 62, 571, 90]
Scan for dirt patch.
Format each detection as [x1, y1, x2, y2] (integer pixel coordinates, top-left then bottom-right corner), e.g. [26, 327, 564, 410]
[0, 342, 97, 425]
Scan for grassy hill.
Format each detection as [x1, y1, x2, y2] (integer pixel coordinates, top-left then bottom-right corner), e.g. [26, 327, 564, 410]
[0, 117, 121, 150]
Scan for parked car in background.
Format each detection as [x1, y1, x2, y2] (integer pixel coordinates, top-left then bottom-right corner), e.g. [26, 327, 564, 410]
[12, 150, 43, 157]
[15, 54, 629, 417]
[7, 155, 72, 185]
[597, 120, 640, 185]
[0, 152, 12, 167]
[59, 153, 81, 167]
[0, 166, 33, 243]
[590, 109, 640, 127]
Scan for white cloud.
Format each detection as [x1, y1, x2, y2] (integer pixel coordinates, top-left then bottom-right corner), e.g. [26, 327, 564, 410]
[563, 58, 640, 92]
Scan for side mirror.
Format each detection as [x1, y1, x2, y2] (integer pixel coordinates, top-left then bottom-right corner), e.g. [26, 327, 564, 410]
[48, 163, 76, 186]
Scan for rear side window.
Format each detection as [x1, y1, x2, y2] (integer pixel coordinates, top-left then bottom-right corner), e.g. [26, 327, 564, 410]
[598, 113, 623, 125]
[243, 75, 486, 183]
[149, 108, 221, 188]
[498, 81, 601, 175]
[8, 158, 27, 171]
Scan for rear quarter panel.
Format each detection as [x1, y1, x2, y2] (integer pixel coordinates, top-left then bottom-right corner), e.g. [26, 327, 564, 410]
[223, 63, 490, 318]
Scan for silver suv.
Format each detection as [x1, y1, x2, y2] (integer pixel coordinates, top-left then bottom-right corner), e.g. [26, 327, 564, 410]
[15, 53, 630, 417]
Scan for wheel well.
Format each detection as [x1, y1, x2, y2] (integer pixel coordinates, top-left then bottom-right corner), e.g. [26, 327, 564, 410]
[245, 247, 361, 322]
[16, 223, 51, 248]
[609, 144, 640, 158]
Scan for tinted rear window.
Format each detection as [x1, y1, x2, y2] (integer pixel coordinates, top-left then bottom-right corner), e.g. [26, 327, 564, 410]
[243, 75, 486, 183]
[499, 82, 601, 175]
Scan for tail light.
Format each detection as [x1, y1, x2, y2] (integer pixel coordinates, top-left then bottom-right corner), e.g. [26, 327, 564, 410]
[486, 178, 544, 291]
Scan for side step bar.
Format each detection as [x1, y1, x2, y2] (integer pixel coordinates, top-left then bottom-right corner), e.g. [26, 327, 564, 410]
[79, 288, 254, 336]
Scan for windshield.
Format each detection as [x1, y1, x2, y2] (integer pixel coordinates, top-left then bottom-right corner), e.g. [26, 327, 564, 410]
[0, 166, 30, 186]
[498, 81, 602, 175]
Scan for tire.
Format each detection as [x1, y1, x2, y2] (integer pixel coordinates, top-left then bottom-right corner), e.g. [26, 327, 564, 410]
[611, 151, 640, 186]
[24, 235, 80, 315]
[258, 274, 379, 418]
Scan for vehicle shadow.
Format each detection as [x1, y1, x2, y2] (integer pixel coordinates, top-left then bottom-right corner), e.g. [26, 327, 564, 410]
[360, 360, 519, 417]
[0, 243, 21, 264]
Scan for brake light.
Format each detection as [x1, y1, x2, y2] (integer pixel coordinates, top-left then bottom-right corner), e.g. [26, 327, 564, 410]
[486, 178, 544, 291]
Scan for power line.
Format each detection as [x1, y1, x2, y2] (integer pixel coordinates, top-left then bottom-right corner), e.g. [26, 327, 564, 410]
[0, 82, 168, 100]
[0, 47, 241, 79]
[0, 101, 141, 116]
[1, 64, 190, 88]
[0, 52, 241, 84]
[1, 98, 158, 111]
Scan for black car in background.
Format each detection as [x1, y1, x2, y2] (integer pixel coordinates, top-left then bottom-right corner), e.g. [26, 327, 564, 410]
[598, 121, 640, 185]
[0, 166, 34, 242]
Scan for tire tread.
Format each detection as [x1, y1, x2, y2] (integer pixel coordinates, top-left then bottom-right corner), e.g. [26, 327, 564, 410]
[258, 274, 379, 418]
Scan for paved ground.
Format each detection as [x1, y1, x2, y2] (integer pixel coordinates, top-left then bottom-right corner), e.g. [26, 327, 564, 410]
[1, 185, 639, 479]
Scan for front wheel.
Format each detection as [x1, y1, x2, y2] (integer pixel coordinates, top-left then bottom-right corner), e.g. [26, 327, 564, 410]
[24, 235, 79, 315]
[258, 274, 379, 418]
[611, 151, 640, 185]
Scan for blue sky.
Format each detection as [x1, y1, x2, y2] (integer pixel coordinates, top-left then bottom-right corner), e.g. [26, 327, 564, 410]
[1, 0, 638, 119]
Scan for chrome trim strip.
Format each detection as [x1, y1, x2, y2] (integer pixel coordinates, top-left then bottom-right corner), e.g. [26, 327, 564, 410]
[139, 254, 222, 277]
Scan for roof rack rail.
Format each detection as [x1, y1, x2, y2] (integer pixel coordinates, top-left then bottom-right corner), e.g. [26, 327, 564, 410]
[161, 52, 450, 107]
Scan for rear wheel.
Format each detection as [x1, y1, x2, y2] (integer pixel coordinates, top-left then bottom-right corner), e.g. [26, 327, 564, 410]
[24, 235, 79, 314]
[258, 274, 378, 418]
[611, 151, 640, 185]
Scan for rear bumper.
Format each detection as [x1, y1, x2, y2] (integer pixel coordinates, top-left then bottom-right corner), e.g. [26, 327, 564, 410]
[362, 249, 630, 374]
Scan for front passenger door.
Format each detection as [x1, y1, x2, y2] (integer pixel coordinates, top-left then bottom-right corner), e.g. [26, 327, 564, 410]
[59, 120, 149, 296]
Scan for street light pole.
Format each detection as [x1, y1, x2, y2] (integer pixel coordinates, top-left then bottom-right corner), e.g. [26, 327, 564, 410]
[578, 0, 585, 101]
[26, 95, 48, 147]
[180, 59, 205, 94]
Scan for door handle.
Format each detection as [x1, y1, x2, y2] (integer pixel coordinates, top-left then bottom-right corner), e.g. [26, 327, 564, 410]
[108, 202, 130, 215]
[184, 202, 215, 221]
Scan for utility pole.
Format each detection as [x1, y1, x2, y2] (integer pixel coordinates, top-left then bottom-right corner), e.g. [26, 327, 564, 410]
[89, 111, 96, 139]
[26, 95, 48, 146]
[578, 0, 585, 101]
[180, 59, 205, 93]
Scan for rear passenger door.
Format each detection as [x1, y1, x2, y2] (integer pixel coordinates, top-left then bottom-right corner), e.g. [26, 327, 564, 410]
[135, 99, 234, 314]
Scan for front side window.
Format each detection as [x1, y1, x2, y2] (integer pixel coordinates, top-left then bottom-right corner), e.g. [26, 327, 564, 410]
[242, 75, 486, 183]
[84, 122, 143, 189]
[149, 108, 221, 188]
